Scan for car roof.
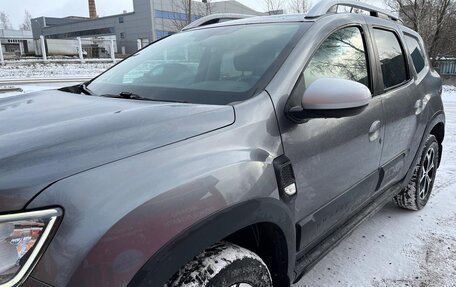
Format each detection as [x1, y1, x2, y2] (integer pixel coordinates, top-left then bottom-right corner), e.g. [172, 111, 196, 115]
[186, 1, 406, 31]
[187, 14, 314, 31]
[182, 13, 255, 31]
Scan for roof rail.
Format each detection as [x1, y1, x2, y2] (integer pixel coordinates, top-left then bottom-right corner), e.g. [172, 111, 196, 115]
[305, 0, 402, 23]
[182, 13, 254, 31]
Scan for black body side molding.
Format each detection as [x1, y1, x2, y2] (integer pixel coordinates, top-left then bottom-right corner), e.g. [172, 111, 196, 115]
[128, 198, 296, 287]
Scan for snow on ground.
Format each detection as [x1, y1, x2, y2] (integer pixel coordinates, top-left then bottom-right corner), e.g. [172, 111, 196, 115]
[0, 83, 66, 99]
[0, 62, 113, 79]
[296, 86, 456, 287]
[1, 81, 455, 286]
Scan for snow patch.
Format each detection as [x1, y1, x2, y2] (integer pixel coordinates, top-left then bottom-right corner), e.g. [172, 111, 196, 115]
[166, 242, 270, 287]
[0, 62, 113, 79]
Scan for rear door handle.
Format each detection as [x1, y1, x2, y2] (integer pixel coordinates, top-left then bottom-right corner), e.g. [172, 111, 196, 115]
[369, 120, 382, 142]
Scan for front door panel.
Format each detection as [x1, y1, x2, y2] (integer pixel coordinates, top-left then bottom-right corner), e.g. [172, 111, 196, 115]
[279, 26, 384, 250]
[285, 98, 384, 249]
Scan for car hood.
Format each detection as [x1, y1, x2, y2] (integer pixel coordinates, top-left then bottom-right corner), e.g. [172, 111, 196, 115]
[0, 90, 234, 212]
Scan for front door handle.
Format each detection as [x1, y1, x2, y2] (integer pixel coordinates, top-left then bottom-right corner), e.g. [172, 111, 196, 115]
[369, 120, 382, 142]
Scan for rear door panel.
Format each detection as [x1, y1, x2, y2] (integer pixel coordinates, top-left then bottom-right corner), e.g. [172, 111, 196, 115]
[367, 18, 428, 188]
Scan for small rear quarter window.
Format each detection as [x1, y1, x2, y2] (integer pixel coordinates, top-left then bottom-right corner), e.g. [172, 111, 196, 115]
[405, 35, 426, 74]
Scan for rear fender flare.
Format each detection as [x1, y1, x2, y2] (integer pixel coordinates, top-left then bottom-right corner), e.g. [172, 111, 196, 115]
[404, 111, 445, 185]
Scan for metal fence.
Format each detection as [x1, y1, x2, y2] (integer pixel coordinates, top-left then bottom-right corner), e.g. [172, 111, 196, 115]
[438, 60, 456, 75]
[0, 36, 141, 65]
[32, 36, 117, 63]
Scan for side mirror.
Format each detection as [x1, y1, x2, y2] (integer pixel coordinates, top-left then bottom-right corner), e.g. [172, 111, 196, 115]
[288, 78, 372, 122]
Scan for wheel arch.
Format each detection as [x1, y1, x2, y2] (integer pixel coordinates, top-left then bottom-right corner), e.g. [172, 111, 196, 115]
[224, 221, 291, 286]
[128, 198, 296, 287]
[429, 120, 445, 166]
[404, 112, 445, 185]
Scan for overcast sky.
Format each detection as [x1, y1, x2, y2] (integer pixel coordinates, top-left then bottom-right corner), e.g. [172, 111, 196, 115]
[1, 0, 387, 29]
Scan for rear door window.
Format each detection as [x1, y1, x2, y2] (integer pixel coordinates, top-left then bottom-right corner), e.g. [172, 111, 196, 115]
[373, 29, 409, 89]
[404, 35, 426, 74]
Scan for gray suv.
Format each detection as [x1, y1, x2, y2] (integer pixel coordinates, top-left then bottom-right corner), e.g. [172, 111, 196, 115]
[0, 1, 445, 287]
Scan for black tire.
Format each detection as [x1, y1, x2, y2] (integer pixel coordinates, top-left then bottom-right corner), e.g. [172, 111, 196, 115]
[165, 242, 272, 287]
[393, 134, 439, 210]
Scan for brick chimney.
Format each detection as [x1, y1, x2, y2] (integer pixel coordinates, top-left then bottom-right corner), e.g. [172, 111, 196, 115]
[88, 0, 97, 19]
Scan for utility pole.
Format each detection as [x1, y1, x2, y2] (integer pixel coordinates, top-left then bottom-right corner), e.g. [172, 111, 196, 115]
[203, 0, 208, 15]
[0, 43, 4, 66]
[188, 0, 192, 24]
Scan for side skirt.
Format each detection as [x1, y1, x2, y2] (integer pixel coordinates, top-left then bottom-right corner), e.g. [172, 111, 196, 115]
[293, 182, 403, 283]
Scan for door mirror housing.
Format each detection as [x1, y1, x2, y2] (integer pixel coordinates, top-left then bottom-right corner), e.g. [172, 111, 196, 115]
[288, 78, 372, 122]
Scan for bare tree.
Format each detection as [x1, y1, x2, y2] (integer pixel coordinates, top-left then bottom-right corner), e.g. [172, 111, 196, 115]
[288, 0, 310, 13]
[168, 0, 214, 31]
[198, 0, 214, 16]
[0, 11, 12, 29]
[168, 0, 193, 31]
[20, 10, 32, 31]
[263, 0, 286, 15]
[385, 0, 456, 63]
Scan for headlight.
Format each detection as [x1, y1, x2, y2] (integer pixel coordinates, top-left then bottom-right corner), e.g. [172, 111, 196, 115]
[0, 208, 61, 287]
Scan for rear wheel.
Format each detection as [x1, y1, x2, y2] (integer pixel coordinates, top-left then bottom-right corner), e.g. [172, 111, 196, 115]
[165, 242, 272, 287]
[393, 135, 439, 210]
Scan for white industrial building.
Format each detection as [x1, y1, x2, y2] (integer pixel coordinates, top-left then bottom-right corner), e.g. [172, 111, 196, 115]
[0, 29, 34, 58]
[32, 0, 263, 55]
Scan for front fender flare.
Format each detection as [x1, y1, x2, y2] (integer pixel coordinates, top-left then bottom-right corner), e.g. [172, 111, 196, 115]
[128, 198, 296, 287]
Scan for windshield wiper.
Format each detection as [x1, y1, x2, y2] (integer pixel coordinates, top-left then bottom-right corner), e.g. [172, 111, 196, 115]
[100, 92, 188, 103]
[100, 92, 147, 100]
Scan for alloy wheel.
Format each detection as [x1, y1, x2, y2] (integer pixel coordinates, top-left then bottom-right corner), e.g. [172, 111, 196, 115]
[419, 148, 436, 200]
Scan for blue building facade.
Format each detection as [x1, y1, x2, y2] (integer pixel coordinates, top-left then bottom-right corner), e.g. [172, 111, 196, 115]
[32, 0, 262, 55]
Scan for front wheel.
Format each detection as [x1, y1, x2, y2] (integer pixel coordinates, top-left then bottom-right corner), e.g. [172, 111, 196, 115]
[393, 134, 439, 210]
[165, 242, 272, 287]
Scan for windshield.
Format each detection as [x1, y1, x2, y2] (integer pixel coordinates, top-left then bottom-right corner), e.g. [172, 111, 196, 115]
[87, 23, 303, 105]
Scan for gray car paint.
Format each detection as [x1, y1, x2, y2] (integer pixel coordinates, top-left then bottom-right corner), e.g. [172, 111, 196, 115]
[369, 18, 442, 189]
[26, 91, 284, 286]
[0, 12, 444, 287]
[265, 14, 387, 249]
[0, 91, 234, 212]
[265, 13, 442, 250]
